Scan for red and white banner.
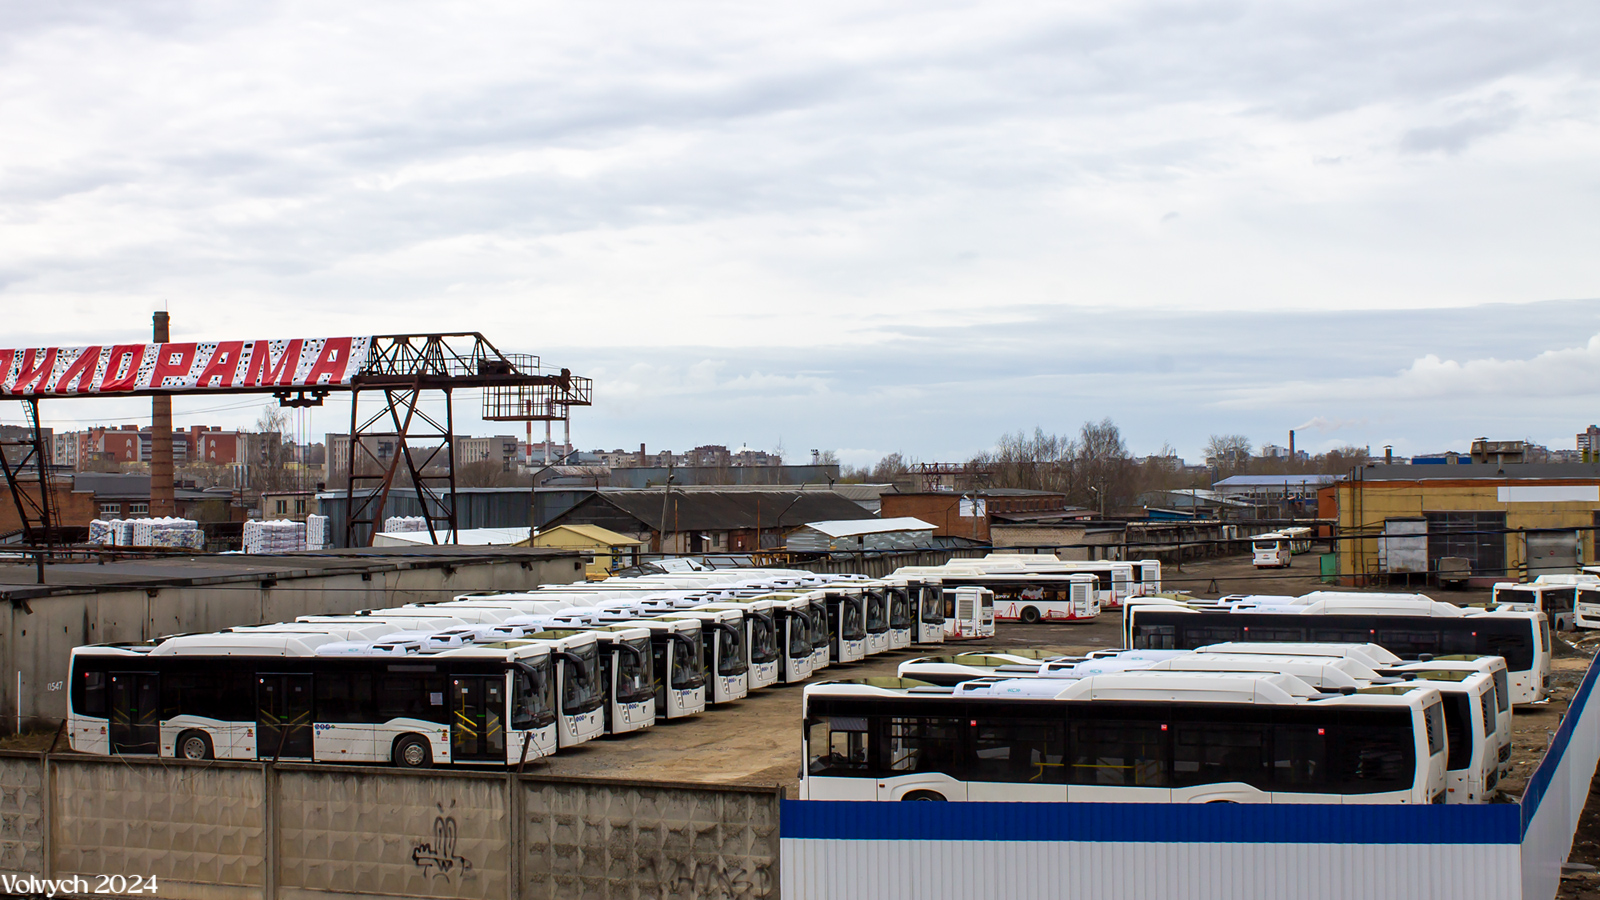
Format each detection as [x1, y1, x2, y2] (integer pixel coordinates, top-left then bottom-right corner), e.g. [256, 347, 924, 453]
[0, 337, 371, 397]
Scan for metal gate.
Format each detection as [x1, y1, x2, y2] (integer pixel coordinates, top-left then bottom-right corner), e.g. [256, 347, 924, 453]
[1526, 530, 1580, 578]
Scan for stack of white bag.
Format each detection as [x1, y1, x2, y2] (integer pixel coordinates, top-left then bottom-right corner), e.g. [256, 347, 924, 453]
[243, 519, 308, 554]
[89, 518, 181, 547]
[383, 515, 427, 533]
[131, 517, 203, 549]
[305, 514, 330, 550]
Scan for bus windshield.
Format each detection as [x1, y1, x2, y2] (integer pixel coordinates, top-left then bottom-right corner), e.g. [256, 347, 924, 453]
[842, 600, 866, 641]
[866, 592, 887, 632]
[717, 624, 748, 675]
[810, 601, 828, 646]
[563, 643, 604, 714]
[749, 613, 778, 664]
[889, 590, 912, 629]
[512, 661, 556, 730]
[920, 588, 945, 624]
[788, 612, 811, 658]
[672, 631, 705, 690]
[615, 638, 653, 704]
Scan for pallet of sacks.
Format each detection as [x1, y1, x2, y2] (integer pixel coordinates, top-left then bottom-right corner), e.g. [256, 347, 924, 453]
[243, 519, 307, 554]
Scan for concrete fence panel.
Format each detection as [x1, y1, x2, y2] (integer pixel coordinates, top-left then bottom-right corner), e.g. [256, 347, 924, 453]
[520, 778, 781, 900]
[0, 756, 43, 876]
[278, 767, 509, 900]
[53, 758, 265, 900]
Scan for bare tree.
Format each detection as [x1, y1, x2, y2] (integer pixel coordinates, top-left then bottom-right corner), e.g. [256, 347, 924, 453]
[1077, 418, 1133, 513]
[870, 452, 910, 482]
[1204, 434, 1253, 476]
[252, 404, 293, 494]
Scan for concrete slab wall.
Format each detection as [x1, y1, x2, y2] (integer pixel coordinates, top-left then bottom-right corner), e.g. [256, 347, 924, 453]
[2, 551, 586, 726]
[0, 755, 781, 900]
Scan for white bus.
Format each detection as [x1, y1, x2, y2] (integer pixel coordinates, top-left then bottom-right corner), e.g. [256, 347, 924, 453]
[740, 593, 817, 684]
[896, 655, 1045, 686]
[582, 625, 657, 735]
[68, 633, 561, 768]
[663, 610, 748, 704]
[899, 579, 947, 645]
[1125, 602, 1550, 704]
[515, 630, 607, 748]
[1380, 657, 1513, 778]
[1366, 671, 1499, 803]
[943, 586, 996, 640]
[823, 591, 869, 663]
[883, 583, 916, 650]
[1579, 585, 1600, 630]
[926, 574, 1098, 624]
[618, 618, 707, 719]
[800, 672, 1448, 804]
[1251, 528, 1314, 568]
[696, 601, 782, 690]
[1491, 582, 1577, 631]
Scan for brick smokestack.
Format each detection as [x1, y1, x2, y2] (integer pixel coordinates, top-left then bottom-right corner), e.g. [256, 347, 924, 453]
[150, 311, 175, 519]
[1289, 430, 1295, 460]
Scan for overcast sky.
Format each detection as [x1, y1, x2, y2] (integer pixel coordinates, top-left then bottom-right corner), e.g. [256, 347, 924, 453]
[1, 0, 1597, 464]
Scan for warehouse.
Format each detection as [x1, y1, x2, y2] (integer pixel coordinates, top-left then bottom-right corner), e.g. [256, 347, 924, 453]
[1328, 462, 1600, 585]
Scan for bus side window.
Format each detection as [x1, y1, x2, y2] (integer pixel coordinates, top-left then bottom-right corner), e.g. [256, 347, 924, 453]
[1136, 625, 1175, 651]
[1271, 722, 1327, 790]
[885, 717, 962, 776]
[316, 672, 374, 723]
[971, 718, 1065, 784]
[1067, 706, 1168, 787]
[1336, 710, 1416, 793]
[808, 717, 872, 775]
[1172, 712, 1268, 789]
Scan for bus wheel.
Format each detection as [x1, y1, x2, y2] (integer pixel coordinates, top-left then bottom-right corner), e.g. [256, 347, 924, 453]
[394, 735, 433, 768]
[177, 731, 213, 760]
[1019, 606, 1041, 625]
[902, 790, 947, 801]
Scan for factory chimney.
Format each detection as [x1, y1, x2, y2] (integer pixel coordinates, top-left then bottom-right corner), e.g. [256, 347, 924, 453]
[1288, 430, 1295, 461]
[150, 311, 175, 518]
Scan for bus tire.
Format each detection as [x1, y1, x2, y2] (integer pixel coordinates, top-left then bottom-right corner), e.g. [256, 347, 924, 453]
[902, 790, 947, 801]
[394, 734, 433, 769]
[1019, 606, 1041, 624]
[176, 730, 213, 760]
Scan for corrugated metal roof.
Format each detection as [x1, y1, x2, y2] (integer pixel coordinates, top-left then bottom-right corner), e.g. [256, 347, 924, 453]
[1213, 475, 1338, 487]
[551, 490, 875, 532]
[800, 517, 934, 538]
[527, 524, 643, 546]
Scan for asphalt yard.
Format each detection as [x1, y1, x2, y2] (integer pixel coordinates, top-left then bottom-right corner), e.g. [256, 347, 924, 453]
[531, 554, 1575, 799]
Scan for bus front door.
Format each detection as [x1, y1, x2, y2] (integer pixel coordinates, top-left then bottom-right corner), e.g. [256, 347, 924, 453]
[108, 672, 159, 755]
[451, 676, 507, 761]
[257, 674, 313, 759]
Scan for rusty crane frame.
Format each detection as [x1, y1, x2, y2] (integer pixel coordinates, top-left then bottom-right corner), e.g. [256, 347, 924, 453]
[0, 332, 590, 555]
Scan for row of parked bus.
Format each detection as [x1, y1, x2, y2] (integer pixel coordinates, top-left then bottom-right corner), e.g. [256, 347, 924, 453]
[66, 566, 1003, 769]
[799, 588, 1548, 806]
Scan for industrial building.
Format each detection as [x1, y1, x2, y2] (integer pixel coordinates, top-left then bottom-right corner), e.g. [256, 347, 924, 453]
[1327, 462, 1600, 584]
[542, 489, 874, 553]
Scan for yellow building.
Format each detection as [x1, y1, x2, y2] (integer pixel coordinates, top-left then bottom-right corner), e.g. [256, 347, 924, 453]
[519, 524, 643, 579]
[1333, 464, 1600, 586]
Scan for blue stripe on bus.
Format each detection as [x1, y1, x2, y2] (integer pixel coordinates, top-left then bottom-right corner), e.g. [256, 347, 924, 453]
[1522, 650, 1600, 837]
[780, 799, 1521, 845]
